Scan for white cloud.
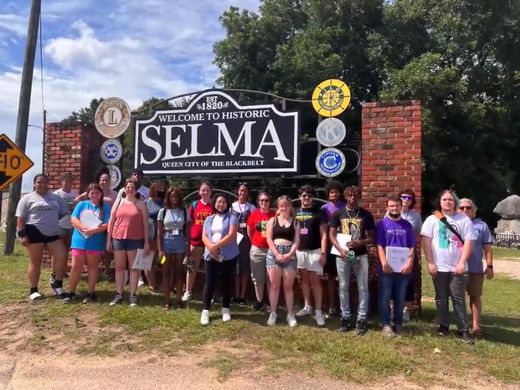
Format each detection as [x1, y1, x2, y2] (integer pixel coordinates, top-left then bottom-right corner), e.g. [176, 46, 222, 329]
[1, 0, 261, 191]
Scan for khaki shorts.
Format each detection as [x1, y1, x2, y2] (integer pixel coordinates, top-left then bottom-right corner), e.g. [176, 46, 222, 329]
[250, 245, 268, 286]
[466, 273, 484, 297]
[296, 248, 323, 274]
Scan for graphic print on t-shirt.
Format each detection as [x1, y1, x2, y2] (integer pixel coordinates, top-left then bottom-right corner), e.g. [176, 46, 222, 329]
[438, 223, 463, 249]
[256, 220, 268, 237]
[341, 218, 362, 240]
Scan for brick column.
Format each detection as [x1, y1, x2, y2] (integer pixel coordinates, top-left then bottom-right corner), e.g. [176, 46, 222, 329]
[44, 123, 104, 192]
[361, 101, 423, 314]
[361, 101, 422, 217]
[42, 122, 104, 265]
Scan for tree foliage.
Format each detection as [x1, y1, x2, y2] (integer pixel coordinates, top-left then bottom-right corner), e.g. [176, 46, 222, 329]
[213, 0, 520, 222]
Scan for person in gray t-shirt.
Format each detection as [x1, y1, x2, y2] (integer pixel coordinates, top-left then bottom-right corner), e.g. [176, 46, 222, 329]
[15, 174, 69, 301]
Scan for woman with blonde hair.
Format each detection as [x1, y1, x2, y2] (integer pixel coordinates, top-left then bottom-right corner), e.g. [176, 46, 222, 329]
[265, 195, 300, 327]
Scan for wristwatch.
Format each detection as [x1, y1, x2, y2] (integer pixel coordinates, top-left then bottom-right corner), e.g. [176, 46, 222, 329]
[486, 265, 493, 269]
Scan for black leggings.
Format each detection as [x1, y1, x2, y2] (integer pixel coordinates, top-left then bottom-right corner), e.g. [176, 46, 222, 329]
[203, 257, 237, 310]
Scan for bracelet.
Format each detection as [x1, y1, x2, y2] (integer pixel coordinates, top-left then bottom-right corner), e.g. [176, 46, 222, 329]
[17, 230, 26, 238]
[487, 265, 493, 269]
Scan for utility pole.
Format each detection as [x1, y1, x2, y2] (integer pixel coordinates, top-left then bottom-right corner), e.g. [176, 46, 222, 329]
[4, 0, 41, 255]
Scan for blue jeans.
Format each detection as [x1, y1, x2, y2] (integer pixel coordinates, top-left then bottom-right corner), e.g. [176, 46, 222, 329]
[379, 272, 411, 326]
[336, 254, 369, 321]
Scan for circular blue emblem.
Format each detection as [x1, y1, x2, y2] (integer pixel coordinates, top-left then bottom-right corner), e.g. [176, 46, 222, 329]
[315, 148, 346, 177]
[100, 138, 123, 164]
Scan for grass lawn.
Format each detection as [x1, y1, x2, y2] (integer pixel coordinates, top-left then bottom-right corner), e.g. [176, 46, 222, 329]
[0, 239, 519, 386]
[493, 246, 520, 260]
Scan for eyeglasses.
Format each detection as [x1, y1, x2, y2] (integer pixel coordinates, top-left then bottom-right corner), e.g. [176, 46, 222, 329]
[459, 206, 473, 210]
[400, 195, 413, 200]
[301, 194, 313, 198]
[259, 199, 270, 203]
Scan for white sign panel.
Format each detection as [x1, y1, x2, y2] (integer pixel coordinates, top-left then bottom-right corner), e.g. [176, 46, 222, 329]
[316, 118, 346, 147]
[106, 165, 121, 189]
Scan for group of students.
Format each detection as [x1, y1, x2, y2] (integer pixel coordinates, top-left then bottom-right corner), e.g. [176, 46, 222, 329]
[15, 171, 493, 342]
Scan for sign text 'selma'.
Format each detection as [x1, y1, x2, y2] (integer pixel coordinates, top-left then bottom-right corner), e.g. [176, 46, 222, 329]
[0, 134, 34, 191]
[134, 91, 299, 175]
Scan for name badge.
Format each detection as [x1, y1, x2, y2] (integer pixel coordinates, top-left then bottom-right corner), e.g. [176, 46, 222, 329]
[240, 222, 247, 229]
[300, 228, 308, 235]
[172, 229, 180, 236]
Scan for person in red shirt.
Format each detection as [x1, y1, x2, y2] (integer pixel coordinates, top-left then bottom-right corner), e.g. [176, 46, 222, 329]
[182, 182, 214, 302]
[247, 191, 275, 310]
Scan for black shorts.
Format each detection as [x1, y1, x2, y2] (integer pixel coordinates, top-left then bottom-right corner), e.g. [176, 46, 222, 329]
[324, 251, 338, 276]
[26, 224, 61, 244]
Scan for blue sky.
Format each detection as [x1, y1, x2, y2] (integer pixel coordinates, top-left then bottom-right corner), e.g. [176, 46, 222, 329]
[0, 0, 259, 191]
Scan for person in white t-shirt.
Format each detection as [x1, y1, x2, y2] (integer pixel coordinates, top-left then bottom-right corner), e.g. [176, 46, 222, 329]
[421, 189, 476, 344]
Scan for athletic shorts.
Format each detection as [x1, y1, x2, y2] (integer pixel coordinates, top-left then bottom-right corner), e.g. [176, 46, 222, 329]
[296, 248, 323, 274]
[71, 248, 103, 257]
[266, 244, 297, 270]
[112, 238, 144, 251]
[25, 224, 60, 245]
[324, 248, 338, 276]
[466, 273, 484, 297]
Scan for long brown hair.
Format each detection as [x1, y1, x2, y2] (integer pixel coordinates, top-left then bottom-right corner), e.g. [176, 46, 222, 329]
[86, 183, 105, 221]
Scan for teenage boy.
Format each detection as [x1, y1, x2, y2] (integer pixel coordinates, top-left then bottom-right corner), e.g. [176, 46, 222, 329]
[376, 195, 415, 337]
[329, 186, 375, 335]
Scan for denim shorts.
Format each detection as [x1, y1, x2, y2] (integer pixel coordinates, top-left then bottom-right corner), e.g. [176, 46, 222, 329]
[162, 234, 187, 254]
[266, 244, 297, 270]
[112, 238, 144, 251]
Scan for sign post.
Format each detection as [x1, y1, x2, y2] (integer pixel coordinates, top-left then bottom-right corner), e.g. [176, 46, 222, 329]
[0, 134, 34, 191]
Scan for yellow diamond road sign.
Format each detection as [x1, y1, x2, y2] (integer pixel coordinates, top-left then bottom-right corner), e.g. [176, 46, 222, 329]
[0, 133, 34, 191]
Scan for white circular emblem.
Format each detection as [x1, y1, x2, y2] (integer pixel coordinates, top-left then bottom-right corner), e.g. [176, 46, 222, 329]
[106, 165, 122, 189]
[316, 148, 346, 177]
[94, 97, 131, 138]
[316, 118, 346, 147]
[100, 138, 123, 164]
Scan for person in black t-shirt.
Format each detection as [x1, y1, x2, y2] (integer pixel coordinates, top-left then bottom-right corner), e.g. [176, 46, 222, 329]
[329, 186, 375, 335]
[294, 185, 328, 327]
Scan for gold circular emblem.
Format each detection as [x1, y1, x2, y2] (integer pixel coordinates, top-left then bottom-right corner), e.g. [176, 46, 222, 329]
[311, 79, 351, 117]
[94, 97, 131, 138]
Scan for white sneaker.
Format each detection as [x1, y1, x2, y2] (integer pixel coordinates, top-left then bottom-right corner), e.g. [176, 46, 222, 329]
[137, 277, 145, 288]
[287, 313, 297, 327]
[221, 308, 231, 322]
[402, 307, 410, 323]
[200, 310, 210, 326]
[295, 306, 313, 317]
[181, 291, 191, 302]
[315, 310, 325, 327]
[267, 312, 278, 326]
[29, 292, 43, 301]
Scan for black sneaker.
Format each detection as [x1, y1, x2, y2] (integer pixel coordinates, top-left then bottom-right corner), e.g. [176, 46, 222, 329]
[355, 320, 368, 336]
[458, 331, 475, 345]
[338, 316, 352, 333]
[50, 280, 64, 298]
[62, 292, 76, 304]
[82, 293, 97, 304]
[110, 293, 123, 306]
[437, 325, 450, 337]
[253, 300, 264, 311]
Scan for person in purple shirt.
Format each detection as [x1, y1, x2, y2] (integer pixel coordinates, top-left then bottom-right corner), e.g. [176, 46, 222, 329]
[376, 195, 415, 337]
[458, 198, 494, 336]
[320, 180, 345, 317]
